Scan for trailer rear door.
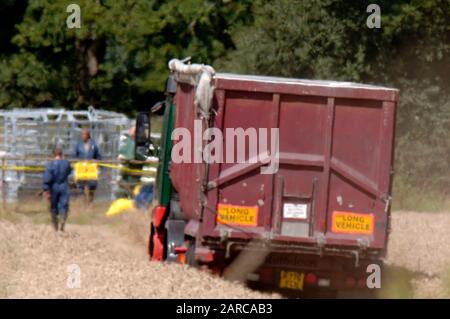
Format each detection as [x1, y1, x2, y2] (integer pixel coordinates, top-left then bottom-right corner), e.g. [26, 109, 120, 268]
[197, 74, 398, 250]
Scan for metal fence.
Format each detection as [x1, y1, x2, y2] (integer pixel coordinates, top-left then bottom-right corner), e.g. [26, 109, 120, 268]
[0, 107, 132, 202]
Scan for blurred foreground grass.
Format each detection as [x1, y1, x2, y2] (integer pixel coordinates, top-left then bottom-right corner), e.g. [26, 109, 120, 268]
[0, 197, 151, 247]
[1, 195, 449, 299]
[392, 178, 450, 212]
[378, 266, 415, 299]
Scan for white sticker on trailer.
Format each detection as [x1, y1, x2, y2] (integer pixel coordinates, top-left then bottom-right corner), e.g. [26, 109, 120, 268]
[283, 203, 308, 219]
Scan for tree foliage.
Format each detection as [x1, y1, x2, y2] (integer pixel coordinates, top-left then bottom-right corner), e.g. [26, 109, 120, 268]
[0, 0, 448, 208]
[0, 0, 252, 112]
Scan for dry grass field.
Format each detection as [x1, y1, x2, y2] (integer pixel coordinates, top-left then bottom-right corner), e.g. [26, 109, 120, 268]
[1, 200, 449, 298]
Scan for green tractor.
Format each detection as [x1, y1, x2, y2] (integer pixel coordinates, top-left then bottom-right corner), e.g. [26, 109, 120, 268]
[135, 74, 181, 262]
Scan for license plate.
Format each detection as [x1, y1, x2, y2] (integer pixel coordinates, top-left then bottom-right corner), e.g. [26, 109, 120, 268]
[74, 162, 98, 181]
[279, 270, 304, 290]
[331, 211, 374, 235]
[216, 204, 258, 227]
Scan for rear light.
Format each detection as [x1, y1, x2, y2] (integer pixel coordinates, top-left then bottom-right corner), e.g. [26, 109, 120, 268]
[153, 206, 167, 228]
[305, 273, 317, 286]
[344, 276, 357, 288]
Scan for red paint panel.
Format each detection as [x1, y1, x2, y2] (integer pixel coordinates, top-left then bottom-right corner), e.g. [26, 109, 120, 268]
[208, 91, 275, 233]
[332, 98, 382, 184]
[273, 95, 328, 237]
[215, 77, 399, 101]
[221, 91, 273, 170]
[170, 83, 203, 221]
[278, 95, 327, 156]
[170, 73, 398, 253]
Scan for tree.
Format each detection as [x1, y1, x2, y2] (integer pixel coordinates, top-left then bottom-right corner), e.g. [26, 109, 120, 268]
[0, 0, 27, 55]
[0, 0, 252, 113]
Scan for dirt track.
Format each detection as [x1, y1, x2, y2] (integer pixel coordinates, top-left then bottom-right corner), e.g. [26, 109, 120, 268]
[1, 209, 449, 298]
[0, 218, 277, 298]
[384, 211, 450, 298]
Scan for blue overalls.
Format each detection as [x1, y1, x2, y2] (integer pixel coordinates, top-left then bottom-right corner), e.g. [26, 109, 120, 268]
[43, 159, 72, 230]
[73, 139, 102, 190]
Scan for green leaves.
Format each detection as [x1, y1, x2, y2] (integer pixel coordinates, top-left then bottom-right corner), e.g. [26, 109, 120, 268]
[0, 53, 54, 107]
[0, 0, 252, 112]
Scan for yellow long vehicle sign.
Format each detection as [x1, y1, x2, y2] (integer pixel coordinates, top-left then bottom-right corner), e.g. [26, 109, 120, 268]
[216, 203, 259, 227]
[331, 211, 374, 235]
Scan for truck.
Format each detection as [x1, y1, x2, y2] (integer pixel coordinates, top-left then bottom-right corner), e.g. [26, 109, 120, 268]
[138, 58, 399, 297]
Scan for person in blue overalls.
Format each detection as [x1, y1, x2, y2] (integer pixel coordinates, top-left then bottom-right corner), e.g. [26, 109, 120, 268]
[73, 128, 102, 202]
[43, 147, 72, 231]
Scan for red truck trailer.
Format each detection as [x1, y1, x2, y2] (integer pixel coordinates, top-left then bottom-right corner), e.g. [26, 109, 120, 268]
[149, 59, 399, 297]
